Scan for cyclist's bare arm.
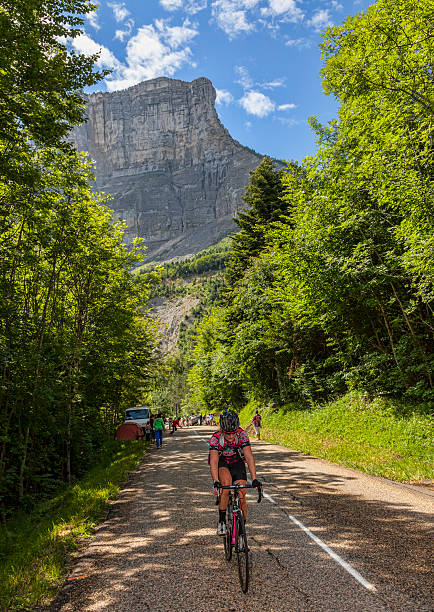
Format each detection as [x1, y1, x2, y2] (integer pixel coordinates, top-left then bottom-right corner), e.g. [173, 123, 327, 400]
[209, 449, 220, 489]
[243, 446, 257, 482]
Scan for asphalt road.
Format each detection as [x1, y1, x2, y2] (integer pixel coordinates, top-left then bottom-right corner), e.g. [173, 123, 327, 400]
[47, 426, 433, 612]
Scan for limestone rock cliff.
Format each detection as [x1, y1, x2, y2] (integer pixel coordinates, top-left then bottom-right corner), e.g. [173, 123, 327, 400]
[70, 77, 263, 260]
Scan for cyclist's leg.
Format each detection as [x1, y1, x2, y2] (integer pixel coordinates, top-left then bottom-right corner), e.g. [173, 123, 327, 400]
[218, 466, 232, 511]
[230, 461, 248, 520]
[216, 466, 232, 535]
[234, 479, 248, 520]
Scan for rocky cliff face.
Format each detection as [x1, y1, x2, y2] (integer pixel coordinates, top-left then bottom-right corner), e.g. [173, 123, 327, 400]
[70, 77, 263, 260]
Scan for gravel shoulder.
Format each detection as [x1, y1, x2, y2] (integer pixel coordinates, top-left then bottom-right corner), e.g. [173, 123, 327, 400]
[46, 427, 433, 612]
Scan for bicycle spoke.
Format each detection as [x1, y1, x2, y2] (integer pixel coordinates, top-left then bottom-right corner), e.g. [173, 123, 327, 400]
[235, 514, 249, 593]
[224, 518, 233, 561]
[224, 502, 233, 562]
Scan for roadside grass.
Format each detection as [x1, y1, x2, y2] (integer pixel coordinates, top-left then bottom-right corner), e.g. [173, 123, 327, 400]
[240, 392, 433, 482]
[0, 440, 148, 611]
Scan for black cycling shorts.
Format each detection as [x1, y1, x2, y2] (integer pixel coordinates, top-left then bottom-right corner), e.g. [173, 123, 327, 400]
[218, 458, 247, 482]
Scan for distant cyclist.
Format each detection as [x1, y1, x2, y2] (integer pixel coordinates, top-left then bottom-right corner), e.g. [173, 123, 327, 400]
[252, 410, 262, 440]
[209, 409, 262, 536]
[170, 416, 181, 435]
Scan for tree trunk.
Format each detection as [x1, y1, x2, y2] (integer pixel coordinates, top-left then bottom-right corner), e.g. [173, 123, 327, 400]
[274, 358, 283, 398]
[18, 424, 30, 503]
[66, 412, 72, 484]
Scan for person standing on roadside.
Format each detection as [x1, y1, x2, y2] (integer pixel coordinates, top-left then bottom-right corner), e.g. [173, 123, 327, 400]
[154, 413, 165, 448]
[252, 410, 262, 440]
[150, 414, 156, 442]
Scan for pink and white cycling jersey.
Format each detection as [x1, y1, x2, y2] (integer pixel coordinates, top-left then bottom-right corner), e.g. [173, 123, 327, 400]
[209, 428, 250, 465]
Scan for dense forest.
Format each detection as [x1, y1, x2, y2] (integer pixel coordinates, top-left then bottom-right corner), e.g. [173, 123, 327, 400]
[179, 0, 434, 414]
[0, 0, 161, 518]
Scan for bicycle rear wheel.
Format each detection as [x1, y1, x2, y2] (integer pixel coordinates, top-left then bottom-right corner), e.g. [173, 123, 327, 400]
[235, 514, 249, 593]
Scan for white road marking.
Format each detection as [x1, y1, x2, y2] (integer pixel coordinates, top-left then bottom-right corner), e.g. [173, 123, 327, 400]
[262, 491, 276, 503]
[287, 514, 377, 592]
[249, 480, 376, 592]
[196, 435, 376, 592]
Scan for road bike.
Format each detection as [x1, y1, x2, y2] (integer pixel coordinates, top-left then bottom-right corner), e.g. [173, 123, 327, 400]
[217, 483, 262, 593]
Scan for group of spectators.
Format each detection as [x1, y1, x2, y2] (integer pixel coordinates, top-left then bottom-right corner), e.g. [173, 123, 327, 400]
[142, 414, 165, 448]
[142, 409, 263, 450]
[203, 410, 262, 438]
[145, 413, 205, 447]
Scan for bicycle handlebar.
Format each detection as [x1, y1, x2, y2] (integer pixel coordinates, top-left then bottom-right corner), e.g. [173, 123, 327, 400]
[215, 483, 262, 503]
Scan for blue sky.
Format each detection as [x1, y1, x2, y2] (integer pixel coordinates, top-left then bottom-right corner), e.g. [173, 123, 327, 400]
[72, 0, 373, 162]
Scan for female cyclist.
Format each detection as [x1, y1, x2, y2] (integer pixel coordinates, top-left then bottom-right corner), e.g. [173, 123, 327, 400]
[209, 409, 262, 535]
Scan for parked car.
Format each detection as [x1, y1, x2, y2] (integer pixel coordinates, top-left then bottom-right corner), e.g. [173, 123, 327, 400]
[124, 406, 151, 431]
[188, 414, 200, 426]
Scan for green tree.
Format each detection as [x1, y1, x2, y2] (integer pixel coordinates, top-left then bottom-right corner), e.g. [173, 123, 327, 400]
[0, 0, 162, 515]
[0, 0, 107, 182]
[0, 151, 160, 511]
[319, 0, 434, 300]
[225, 157, 288, 290]
[268, 0, 434, 401]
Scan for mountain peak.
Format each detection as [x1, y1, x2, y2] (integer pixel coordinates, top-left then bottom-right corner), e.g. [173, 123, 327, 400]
[71, 76, 262, 260]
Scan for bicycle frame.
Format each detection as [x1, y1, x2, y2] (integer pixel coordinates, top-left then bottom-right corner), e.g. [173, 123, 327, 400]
[227, 489, 242, 546]
[216, 483, 262, 593]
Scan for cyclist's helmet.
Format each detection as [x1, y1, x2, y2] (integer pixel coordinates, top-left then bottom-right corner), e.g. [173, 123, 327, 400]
[220, 409, 239, 433]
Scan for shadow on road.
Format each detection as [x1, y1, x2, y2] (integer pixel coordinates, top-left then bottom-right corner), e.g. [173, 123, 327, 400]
[46, 427, 433, 612]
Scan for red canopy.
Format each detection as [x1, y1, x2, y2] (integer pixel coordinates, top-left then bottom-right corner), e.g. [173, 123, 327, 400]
[115, 423, 143, 440]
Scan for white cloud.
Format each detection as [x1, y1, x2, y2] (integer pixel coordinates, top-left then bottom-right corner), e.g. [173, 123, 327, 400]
[212, 0, 305, 39]
[235, 65, 253, 89]
[87, 10, 101, 30]
[211, 0, 260, 39]
[239, 90, 275, 117]
[278, 103, 296, 110]
[69, 18, 199, 92]
[108, 2, 130, 23]
[331, 0, 343, 10]
[216, 89, 234, 105]
[261, 0, 303, 21]
[285, 37, 312, 49]
[115, 18, 134, 42]
[70, 34, 122, 71]
[105, 20, 199, 91]
[157, 18, 198, 47]
[261, 77, 286, 89]
[276, 116, 298, 127]
[244, 121, 252, 130]
[160, 0, 207, 14]
[160, 0, 183, 9]
[308, 9, 333, 32]
[185, 0, 207, 13]
[236, 68, 286, 93]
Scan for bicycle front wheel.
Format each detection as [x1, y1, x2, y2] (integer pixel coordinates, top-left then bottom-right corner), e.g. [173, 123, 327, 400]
[235, 514, 249, 593]
[224, 516, 233, 561]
